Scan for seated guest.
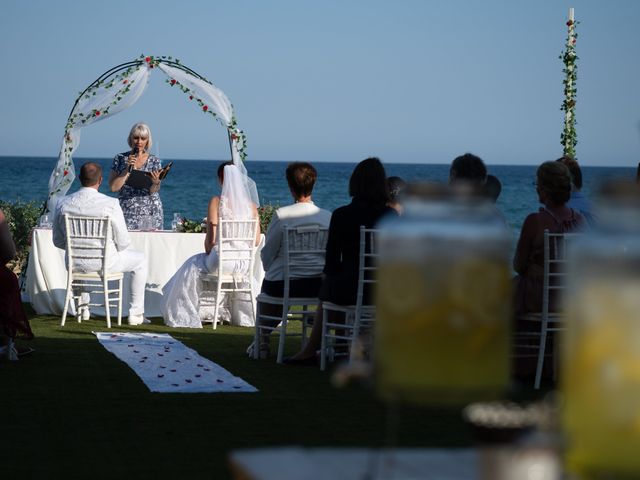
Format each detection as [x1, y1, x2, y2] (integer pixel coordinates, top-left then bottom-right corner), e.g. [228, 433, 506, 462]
[556, 156, 595, 226]
[0, 209, 34, 357]
[483, 174, 510, 227]
[449, 152, 488, 188]
[53, 162, 150, 325]
[483, 174, 502, 203]
[387, 176, 407, 214]
[251, 162, 331, 356]
[513, 161, 584, 378]
[284, 157, 397, 365]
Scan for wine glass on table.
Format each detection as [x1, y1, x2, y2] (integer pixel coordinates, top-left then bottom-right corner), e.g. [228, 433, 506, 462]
[171, 213, 183, 232]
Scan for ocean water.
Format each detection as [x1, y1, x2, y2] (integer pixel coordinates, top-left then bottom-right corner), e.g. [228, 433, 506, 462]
[0, 156, 635, 235]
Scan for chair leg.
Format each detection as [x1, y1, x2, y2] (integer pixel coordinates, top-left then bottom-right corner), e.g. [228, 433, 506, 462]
[6, 337, 18, 361]
[76, 294, 82, 322]
[61, 276, 73, 327]
[277, 307, 288, 364]
[250, 284, 257, 327]
[349, 317, 361, 365]
[117, 277, 123, 326]
[253, 303, 261, 360]
[534, 320, 548, 390]
[320, 307, 329, 371]
[104, 277, 111, 329]
[212, 281, 223, 330]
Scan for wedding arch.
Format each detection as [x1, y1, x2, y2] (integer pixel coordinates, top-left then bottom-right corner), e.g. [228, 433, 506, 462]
[46, 54, 248, 212]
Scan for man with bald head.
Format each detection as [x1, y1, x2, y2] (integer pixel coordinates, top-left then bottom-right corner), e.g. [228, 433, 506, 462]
[53, 162, 150, 325]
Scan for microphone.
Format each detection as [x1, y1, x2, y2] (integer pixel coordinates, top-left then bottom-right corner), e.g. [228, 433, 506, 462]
[128, 147, 138, 173]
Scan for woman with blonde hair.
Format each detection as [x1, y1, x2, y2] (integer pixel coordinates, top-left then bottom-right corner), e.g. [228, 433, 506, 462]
[513, 161, 584, 379]
[109, 122, 164, 230]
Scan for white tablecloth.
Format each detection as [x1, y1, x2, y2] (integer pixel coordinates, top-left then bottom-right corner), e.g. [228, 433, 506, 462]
[25, 228, 264, 322]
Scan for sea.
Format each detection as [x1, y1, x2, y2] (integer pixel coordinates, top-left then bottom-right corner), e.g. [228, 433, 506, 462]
[0, 156, 636, 236]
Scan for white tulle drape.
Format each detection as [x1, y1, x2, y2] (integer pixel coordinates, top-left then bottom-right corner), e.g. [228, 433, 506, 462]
[47, 66, 150, 212]
[156, 63, 258, 206]
[48, 58, 252, 211]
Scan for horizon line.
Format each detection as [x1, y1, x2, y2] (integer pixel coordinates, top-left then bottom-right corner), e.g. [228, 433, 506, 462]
[0, 155, 636, 169]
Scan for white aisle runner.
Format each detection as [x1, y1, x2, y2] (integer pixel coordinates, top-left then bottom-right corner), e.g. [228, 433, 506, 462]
[95, 332, 258, 393]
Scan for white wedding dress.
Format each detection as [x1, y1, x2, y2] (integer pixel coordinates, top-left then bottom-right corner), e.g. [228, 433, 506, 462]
[161, 164, 260, 328]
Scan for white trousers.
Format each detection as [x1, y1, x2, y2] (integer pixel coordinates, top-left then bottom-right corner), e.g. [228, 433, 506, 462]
[111, 249, 147, 316]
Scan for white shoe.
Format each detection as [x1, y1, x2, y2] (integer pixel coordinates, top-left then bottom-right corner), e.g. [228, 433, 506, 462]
[128, 314, 151, 326]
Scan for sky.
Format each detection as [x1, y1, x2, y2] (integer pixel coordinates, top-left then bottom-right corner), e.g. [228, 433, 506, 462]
[0, 0, 638, 167]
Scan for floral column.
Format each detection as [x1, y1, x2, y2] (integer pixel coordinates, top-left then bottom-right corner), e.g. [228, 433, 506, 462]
[560, 8, 578, 158]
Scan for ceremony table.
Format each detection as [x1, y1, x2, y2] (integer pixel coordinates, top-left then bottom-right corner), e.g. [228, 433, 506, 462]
[25, 228, 264, 323]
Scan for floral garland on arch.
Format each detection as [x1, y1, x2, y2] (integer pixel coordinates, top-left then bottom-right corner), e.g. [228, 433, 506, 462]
[162, 58, 247, 161]
[50, 64, 147, 201]
[48, 54, 247, 212]
[560, 15, 579, 158]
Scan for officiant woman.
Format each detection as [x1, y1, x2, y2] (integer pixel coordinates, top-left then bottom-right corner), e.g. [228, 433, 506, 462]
[109, 122, 164, 230]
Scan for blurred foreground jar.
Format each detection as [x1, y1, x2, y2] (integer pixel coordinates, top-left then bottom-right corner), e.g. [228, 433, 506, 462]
[375, 186, 512, 406]
[562, 182, 640, 477]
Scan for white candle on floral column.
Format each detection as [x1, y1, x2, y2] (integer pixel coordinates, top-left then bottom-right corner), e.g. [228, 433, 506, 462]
[569, 8, 574, 22]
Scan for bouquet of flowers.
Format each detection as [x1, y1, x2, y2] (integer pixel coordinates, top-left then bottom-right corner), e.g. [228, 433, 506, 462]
[179, 217, 206, 233]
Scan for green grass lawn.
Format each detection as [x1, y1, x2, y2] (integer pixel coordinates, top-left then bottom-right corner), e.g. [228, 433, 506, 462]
[1, 312, 543, 479]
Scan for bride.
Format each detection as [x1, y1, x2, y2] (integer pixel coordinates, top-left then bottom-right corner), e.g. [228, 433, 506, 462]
[161, 161, 261, 328]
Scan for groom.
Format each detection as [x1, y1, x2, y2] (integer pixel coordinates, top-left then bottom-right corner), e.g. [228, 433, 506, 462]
[52, 162, 150, 325]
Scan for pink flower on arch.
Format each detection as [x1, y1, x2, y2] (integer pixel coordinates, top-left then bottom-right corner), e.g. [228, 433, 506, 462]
[202, 105, 208, 112]
[145, 56, 151, 62]
[170, 79, 176, 85]
[94, 111, 101, 116]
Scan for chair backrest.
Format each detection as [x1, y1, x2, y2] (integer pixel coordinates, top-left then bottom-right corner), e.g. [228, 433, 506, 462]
[64, 214, 112, 274]
[355, 226, 380, 313]
[217, 218, 259, 276]
[282, 225, 329, 298]
[542, 229, 579, 315]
